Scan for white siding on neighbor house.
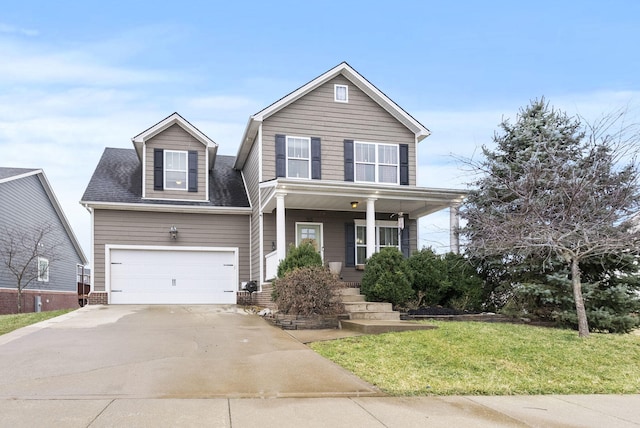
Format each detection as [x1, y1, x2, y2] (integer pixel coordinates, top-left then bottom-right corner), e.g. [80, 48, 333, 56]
[261, 75, 417, 185]
[144, 124, 208, 201]
[92, 210, 250, 292]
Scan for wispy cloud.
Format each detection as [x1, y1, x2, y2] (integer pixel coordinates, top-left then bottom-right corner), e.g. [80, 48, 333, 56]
[0, 23, 38, 37]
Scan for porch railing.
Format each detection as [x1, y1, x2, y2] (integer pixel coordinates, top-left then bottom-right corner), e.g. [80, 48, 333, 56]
[265, 250, 279, 281]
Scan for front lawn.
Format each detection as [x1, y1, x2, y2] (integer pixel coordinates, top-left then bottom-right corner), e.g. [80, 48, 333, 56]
[310, 321, 640, 395]
[0, 309, 74, 336]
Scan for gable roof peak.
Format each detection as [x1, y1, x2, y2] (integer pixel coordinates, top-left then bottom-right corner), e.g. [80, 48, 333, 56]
[234, 62, 431, 169]
[131, 112, 218, 168]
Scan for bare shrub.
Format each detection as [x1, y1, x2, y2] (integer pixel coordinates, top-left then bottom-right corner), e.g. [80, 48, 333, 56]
[272, 266, 345, 316]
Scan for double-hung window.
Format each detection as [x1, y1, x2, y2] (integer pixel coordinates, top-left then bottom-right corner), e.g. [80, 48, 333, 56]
[354, 142, 399, 184]
[287, 136, 311, 179]
[355, 221, 400, 265]
[164, 150, 188, 190]
[37, 257, 49, 282]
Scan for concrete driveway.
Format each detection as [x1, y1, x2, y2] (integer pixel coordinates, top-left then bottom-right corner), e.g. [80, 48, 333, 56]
[0, 305, 380, 399]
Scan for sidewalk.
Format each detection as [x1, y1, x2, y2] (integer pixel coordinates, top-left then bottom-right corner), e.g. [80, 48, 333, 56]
[1, 394, 639, 427]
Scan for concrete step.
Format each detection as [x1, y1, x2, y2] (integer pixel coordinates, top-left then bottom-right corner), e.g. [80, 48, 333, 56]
[348, 311, 401, 321]
[343, 302, 393, 312]
[340, 294, 366, 302]
[336, 287, 361, 296]
[340, 319, 438, 334]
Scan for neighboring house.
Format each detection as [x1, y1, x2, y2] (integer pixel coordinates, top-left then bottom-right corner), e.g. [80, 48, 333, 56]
[0, 168, 88, 314]
[81, 62, 466, 306]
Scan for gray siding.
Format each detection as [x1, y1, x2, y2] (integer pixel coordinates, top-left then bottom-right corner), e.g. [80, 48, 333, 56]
[93, 210, 250, 291]
[263, 209, 418, 283]
[244, 139, 261, 281]
[262, 75, 417, 185]
[144, 124, 208, 200]
[0, 175, 82, 292]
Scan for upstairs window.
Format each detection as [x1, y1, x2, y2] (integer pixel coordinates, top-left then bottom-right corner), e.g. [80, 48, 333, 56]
[334, 84, 348, 103]
[355, 142, 399, 184]
[165, 150, 187, 190]
[287, 136, 311, 179]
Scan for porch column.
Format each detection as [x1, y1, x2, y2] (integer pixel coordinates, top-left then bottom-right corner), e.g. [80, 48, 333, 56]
[276, 193, 287, 262]
[450, 204, 460, 254]
[366, 198, 376, 259]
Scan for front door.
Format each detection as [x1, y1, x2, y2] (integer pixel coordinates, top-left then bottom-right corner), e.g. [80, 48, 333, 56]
[296, 222, 323, 260]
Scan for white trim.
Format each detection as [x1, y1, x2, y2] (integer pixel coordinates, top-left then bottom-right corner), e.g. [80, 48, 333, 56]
[205, 143, 209, 199]
[80, 201, 252, 215]
[285, 135, 311, 179]
[295, 222, 324, 260]
[334, 84, 348, 103]
[0, 168, 41, 184]
[105, 245, 240, 304]
[89, 206, 95, 292]
[142, 144, 146, 199]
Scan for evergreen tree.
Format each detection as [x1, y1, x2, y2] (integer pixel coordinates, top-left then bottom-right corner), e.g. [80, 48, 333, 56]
[462, 99, 640, 337]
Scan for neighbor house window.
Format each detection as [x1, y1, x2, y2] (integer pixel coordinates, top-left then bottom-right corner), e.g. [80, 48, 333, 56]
[164, 150, 187, 190]
[355, 221, 400, 265]
[287, 136, 311, 179]
[354, 142, 399, 184]
[37, 257, 49, 282]
[334, 84, 348, 102]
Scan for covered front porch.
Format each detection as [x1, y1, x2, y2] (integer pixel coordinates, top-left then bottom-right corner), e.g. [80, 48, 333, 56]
[260, 179, 466, 282]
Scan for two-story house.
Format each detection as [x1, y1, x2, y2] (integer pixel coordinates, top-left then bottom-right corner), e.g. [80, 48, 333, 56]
[81, 62, 465, 306]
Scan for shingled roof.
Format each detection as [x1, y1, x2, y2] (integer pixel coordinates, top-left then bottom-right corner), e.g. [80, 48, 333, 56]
[81, 148, 249, 208]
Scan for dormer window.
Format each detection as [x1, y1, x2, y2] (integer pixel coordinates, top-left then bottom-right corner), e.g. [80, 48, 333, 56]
[334, 84, 348, 103]
[165, 150, 187, 190]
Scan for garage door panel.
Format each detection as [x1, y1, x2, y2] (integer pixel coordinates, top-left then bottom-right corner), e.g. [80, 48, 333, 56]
[109, 248, 237, 304]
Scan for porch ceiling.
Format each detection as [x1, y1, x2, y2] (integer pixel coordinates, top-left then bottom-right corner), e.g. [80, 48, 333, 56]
[260, 179, 467, 219]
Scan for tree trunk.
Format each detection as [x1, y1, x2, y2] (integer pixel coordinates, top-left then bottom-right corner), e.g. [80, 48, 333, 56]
[571, 258, 590, 338]
[17, 288, 23, 313]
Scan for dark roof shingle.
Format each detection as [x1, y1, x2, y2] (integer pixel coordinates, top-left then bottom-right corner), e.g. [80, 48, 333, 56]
[81, 148, 249, 208]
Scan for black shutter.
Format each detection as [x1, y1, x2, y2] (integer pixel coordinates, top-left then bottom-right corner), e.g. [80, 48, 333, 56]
[401, 219, 410, 258]
[154, 149, 164, 190]
[311, 137, 321, 179]
[345, 223, 355, 267]
[344, 139, 354, 182]
[188, 151, 198, 192]
[399, 144, 409, 185]
[276, 134, 286, 177]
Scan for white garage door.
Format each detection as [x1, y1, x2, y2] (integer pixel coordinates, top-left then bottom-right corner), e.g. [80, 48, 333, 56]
[109, 248, 237, 304]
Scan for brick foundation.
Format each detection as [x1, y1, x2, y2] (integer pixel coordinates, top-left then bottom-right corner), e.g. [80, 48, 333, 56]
[0, 288, 79, 315]
[87, 292, 108, 305]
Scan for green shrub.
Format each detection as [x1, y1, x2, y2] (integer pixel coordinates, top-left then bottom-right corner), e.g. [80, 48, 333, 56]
[361, 247, 414, 308]
[276, 242, 322, 278]
[406, 248, 484, 311]
[271, 266, 345, 316]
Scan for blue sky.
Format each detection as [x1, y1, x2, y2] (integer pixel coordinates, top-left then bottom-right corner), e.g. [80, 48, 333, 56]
[2, 0, 639, 256]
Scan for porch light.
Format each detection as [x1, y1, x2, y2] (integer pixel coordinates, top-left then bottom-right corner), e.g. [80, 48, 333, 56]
[350, 201, 359, 209]
[169, 225, 178, 239]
